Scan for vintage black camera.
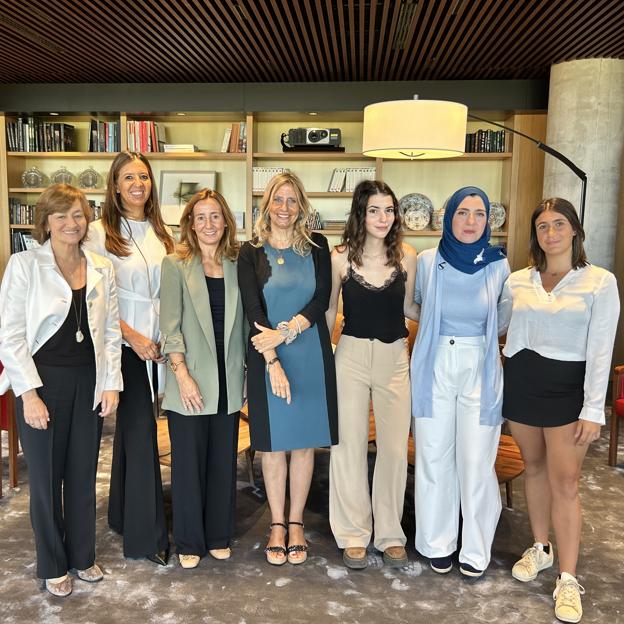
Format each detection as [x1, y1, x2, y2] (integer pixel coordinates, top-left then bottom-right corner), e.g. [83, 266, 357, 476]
[287, 128, 341, 146]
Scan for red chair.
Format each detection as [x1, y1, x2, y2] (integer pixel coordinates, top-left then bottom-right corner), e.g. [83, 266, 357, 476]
[609, 365, 624, 466]
[0, 362, 19, 497]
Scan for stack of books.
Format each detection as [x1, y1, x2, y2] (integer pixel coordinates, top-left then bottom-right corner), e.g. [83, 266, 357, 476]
[163, 144, 198, 153]
[221, 122, 247, 153]
[6, 118, 76, 152]
[322, 219, 346, 231]
[126, 120, 166, 152]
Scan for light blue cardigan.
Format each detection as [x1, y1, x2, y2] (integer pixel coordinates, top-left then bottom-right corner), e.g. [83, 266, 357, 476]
[410, 247, 511, 426]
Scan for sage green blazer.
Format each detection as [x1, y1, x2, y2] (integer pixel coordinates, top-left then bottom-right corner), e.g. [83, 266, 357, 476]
[159, 253, 246, 416]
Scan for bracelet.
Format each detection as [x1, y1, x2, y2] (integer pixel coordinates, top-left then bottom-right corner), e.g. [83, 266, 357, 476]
[169, 359, 185, 374]
[277, 320, 298, 345]
[292, 315, 302, 335]
[266, 357, 280, 373]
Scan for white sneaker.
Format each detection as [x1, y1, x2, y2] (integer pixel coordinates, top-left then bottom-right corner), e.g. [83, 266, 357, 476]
[178, 554, 200, 569]
[553, 572, 585, 623]
[512, 541, 554, 582]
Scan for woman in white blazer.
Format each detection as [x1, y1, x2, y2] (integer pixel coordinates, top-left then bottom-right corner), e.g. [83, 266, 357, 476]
[0, 184, 122, 597]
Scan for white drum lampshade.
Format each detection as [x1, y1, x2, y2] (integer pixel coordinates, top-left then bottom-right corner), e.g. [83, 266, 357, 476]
[362, 99, 468, 159]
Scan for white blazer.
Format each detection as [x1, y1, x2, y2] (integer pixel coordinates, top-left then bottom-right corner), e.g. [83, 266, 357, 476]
[0, 241, 123, 409]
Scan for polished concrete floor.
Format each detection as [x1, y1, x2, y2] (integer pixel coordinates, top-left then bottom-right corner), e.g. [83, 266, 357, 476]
[1, 413, 623, 624]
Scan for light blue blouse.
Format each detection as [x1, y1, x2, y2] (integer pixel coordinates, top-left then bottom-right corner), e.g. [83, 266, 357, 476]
[410, 248, 511, 426]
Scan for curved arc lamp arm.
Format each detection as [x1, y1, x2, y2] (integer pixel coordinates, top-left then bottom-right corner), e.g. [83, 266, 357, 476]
[468, 113, 587, 225]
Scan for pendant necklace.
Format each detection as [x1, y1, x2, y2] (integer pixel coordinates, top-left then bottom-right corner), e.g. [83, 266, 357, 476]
[272, 236, 292, 265]
[72, 261, 85, 343]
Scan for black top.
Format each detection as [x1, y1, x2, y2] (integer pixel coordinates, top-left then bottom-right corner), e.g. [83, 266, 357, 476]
[34, 286, 96, 367]
[342, 265, 408, 343]
[206, 276, 227, 414]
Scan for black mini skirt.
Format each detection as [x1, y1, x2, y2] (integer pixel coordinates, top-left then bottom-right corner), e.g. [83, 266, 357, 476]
[503, 349, 586, 427]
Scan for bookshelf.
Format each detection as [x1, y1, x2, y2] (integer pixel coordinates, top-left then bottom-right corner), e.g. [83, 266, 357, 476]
[0, 111, 546, 277]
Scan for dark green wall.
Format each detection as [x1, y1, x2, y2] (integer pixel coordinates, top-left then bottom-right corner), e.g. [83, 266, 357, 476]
[0, 80, 548, 113]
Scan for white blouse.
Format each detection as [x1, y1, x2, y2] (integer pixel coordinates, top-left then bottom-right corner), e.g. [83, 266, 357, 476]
[84, 218, 171, 396]
[500, 265, 620, 424]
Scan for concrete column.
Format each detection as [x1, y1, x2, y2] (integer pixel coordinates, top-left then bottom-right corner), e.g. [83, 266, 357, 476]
[543, 58, 624, 270]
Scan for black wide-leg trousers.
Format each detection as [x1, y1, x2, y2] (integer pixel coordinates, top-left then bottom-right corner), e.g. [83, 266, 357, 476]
[16, 364, 102, 579]
[167, 410, 239, 555]
[108, 347, 169, 557]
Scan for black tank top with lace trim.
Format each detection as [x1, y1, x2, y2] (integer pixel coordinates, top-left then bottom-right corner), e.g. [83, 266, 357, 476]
[341, 264, 408, 343]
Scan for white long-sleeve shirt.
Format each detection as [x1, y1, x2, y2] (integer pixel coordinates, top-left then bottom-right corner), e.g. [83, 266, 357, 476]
[500, 265, 619, 424]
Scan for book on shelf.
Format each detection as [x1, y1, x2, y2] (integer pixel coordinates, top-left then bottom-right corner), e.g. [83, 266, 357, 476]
[163, 144, 199, 152]
[221, 122, 247, 153]
[465, 129, 506, 153]
[9, 198, 36, 225]
[322, 219, 346, 231]
[220, 127, 232, 153]
[327, 168, 347, 192]
[89, 120, 120, 152]
[6, 118, 76, 152]
[252, 167, 287, 191]
[11, 230, 39, 253]
[126, 120, 165, 152]
[343, 167, 376, 192]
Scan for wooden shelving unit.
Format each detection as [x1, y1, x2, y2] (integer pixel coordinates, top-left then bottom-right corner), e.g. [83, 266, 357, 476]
[0, 111, 546, 276]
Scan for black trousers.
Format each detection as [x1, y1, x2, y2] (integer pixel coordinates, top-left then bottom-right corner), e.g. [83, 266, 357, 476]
[108, 347, 169, 557]
[167, 410, 239, 555]
[16, 364, 102, 579]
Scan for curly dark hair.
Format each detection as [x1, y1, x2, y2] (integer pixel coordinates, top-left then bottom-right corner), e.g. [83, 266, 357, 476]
[339, 180, 403, 268]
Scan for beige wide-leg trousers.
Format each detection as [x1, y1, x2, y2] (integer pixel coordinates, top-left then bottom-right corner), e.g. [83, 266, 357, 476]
[329, 335, 411, 551]
[414, 336, 501, 571]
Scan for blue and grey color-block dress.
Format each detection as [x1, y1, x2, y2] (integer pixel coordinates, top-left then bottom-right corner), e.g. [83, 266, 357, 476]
[238, 233, 338, 452]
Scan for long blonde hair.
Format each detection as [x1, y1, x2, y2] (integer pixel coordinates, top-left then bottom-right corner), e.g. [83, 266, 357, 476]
[176, 189, 239, 263]
[253, 172, 317, 256]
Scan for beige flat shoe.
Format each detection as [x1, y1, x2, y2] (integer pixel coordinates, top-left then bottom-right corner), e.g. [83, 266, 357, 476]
[75, 564, 103, 582]
[45, 574, 73, 597]
[209, 548, 231, 560]
[179, 554, 200, 569]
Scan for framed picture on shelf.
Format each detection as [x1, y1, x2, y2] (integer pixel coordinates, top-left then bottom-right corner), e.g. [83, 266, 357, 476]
[159, 169, 217, 225]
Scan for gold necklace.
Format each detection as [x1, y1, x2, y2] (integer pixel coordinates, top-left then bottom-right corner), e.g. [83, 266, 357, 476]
[270, 236, 292, 266]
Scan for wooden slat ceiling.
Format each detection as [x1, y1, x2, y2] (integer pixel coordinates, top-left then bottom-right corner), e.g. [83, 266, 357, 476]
[0, 0, 622, 84]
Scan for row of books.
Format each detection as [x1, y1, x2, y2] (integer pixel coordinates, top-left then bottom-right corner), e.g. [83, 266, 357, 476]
[328, 167, 376, 192]
[465, 129, 507, 153]
[252, 166, 287, 191]
[126, 121, 166, 153]
[221, 122, 247, 153]
[9, 199, 35, 225]
[11, 230, 38, 253]
[90, 120, 121, 152]
[9, 199, 102, 227]
[6, 119, 75, 152]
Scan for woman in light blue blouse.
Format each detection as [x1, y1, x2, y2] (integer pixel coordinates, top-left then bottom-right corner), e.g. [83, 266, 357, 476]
[410, 186, 510, 578]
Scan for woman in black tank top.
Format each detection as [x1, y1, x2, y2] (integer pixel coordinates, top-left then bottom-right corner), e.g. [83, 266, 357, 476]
[325, 180, 419, 570]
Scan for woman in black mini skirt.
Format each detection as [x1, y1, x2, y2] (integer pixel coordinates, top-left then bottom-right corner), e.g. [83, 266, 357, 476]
[500, 198, 619, 624]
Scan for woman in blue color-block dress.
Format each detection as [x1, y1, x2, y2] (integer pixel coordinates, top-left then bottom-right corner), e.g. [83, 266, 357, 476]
[238, 172, 338, 566]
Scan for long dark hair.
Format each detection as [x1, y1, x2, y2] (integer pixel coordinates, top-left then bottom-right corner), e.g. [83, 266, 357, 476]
[100, 151, 174, 257]
[339, 180, 403, 268]
[529, 197, 588, 271]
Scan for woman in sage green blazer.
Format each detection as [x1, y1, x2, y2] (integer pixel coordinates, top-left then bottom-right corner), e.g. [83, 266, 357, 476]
[160, 189, 246, 570]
